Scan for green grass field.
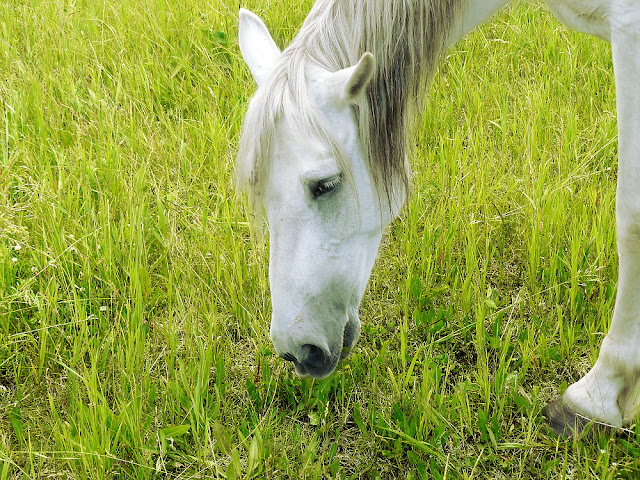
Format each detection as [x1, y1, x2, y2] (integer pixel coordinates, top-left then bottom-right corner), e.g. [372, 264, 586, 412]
[1, 0, 639, 477]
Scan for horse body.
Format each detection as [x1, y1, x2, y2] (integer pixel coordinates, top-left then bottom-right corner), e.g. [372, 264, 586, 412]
[237, 0, 640, 433]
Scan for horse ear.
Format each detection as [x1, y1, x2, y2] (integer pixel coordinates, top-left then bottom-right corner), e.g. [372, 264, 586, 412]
[326, 53, 376, 104]
[239, 9, 281, 86]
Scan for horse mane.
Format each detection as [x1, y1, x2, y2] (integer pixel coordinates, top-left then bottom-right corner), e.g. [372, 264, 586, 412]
[236, 0, 463, 218]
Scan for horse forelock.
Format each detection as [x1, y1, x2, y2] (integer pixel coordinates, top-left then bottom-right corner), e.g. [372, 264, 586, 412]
[237, 0, 463, 220]
[236, 49, 350, 221]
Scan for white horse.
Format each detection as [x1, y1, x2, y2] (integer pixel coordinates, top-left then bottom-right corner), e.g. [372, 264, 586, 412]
[237, 0, 640, 436]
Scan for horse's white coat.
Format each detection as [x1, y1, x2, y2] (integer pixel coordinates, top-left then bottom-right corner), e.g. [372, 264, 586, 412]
[238, 0, 640, 425]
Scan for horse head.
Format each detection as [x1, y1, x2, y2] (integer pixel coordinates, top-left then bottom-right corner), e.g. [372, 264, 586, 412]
[237, 9, 404, 378]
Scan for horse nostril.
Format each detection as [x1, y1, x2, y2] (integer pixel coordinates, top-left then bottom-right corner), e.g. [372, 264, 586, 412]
[300, 344, 329, 370]
[281, 353, 296, 362]
[278, 345, 334, 377]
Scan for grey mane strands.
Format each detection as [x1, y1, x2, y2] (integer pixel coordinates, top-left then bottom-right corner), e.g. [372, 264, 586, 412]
[237, 0, 463, 216]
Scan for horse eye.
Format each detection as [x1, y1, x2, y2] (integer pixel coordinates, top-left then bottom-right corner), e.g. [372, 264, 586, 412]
[310, 175, 342, 198]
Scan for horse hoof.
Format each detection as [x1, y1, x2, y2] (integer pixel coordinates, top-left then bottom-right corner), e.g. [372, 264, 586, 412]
[542, 398, 620, 439]
[543, 398, 590, 438]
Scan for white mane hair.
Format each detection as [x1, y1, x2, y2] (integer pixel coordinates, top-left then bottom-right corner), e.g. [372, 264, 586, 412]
[236, 0, 464, 218]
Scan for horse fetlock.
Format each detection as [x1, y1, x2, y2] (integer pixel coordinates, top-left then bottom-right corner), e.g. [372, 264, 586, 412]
[563, 371, 623, 426]
[563, 355, 640, 426]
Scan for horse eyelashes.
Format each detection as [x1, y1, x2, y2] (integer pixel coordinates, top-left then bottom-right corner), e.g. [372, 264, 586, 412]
[311, 176, 343, 198]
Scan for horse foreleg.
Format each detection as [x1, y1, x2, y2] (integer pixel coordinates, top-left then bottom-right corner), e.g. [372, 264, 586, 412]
[546, 7, 640, 435]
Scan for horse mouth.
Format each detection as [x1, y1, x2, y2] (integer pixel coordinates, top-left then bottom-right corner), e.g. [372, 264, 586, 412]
[339, 334, 356, 360]
[340, 315, 361, 360]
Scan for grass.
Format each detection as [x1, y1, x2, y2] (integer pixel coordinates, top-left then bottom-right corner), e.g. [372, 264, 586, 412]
[1, 0, 639, 477]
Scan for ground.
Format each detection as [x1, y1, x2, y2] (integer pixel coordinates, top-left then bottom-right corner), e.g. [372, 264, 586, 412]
[1, 0, 638, 478]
